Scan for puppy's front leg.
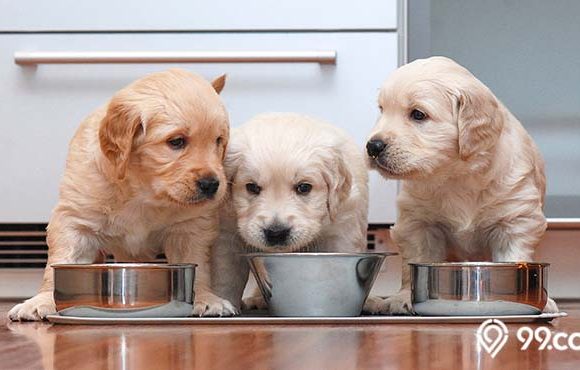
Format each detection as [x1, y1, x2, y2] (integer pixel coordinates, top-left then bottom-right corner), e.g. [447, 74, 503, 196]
[488, 218, 558, 313]
[373, 223, 446, 315]
[211, 226, 250, 312]
[242, 258, 271, 311]
[164, 219, 238, 317]
[8, 218, 100, 321]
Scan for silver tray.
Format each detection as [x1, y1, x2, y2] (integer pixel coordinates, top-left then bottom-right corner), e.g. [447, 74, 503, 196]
[46, 312, 567, 325]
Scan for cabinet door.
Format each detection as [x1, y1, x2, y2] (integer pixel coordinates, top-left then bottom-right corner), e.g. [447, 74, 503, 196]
[0, 0, 397, 31]
[0, 32, 398, 223]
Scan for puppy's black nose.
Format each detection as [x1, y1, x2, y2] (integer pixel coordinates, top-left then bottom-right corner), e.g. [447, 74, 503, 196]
[263, 224, 292, 246]
[197, 177, 220, 197]
[366, 140, 386, 158]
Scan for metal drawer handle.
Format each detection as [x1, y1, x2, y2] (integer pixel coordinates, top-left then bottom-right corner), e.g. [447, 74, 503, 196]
[14, 51, 337, 65]
[547, 218, 580, 230]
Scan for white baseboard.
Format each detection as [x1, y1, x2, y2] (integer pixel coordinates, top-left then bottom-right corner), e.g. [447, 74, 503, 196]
[0, 228, 577, 300]
[0, 269, 43, 298]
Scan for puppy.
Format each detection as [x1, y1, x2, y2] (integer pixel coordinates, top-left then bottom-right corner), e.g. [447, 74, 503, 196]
[212, 113, 378, 311]
[9, 69, 237, 321]
[366, 56, 557, 314]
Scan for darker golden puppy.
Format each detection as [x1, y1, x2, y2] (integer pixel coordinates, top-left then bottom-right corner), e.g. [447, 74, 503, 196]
[9, 69, 236, 320]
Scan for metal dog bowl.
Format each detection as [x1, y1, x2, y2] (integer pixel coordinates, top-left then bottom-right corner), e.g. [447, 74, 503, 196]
[53, 263, 195, 318]
[411, 262, 549, 316]
[245, 252, 394, 317]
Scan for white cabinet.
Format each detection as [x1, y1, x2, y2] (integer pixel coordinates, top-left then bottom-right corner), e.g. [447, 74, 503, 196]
[0, 1, 400, 298]
[0, 0, 397, 31]
[0, 32, 399, 223]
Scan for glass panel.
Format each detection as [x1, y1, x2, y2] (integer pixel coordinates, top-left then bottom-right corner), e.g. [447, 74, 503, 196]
[409, 0, 580, 218]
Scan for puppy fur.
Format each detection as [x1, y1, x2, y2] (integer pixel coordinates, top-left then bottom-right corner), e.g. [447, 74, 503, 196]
[9, 69, 237, 321]
[367, 56, 557, 314]
[211, 113, 379, 311]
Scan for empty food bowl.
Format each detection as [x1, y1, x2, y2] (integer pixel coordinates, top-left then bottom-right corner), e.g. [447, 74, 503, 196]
[411, 262, 549, 316]
[245, 252, 395, 317]
[53, 263, 195, 318]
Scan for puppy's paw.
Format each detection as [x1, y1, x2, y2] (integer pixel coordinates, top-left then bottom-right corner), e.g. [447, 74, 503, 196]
[242, 295, 268, 311]
[361, 295, 385, 314]
[193, 292, 239, 317]
[8, 292, 56, 321]
[374, 290, 414, 315]
[543, 297, 559, 313]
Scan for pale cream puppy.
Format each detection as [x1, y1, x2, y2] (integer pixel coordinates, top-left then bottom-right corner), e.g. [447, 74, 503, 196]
[9, 69, 237, 321]
[212, 113, 380, 311]
[366, 56, 557, 314]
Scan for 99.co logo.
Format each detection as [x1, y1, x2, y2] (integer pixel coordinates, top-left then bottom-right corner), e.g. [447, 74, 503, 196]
[517, 326, 580, 351]
[477, 319, 580, 358]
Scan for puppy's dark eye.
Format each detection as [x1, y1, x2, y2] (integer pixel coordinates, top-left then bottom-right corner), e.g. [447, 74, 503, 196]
[378, 104, 384, 113]
[167, 137, 186, 150]
[246, 182, 261, 195]
[216, 136, 223, 146]
[295, 183, 312, 195]
[410, 109, 427, 121]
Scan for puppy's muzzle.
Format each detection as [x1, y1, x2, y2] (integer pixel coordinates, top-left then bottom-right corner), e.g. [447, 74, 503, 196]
[196, 176, 220, 198]
[366, 139, 387, 158]
[263, 224, 292, 246]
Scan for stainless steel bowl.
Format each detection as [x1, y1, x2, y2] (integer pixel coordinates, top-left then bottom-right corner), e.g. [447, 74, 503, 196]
[53, 263, 195, 318]
[411, 262, 549, 316]
[245, 252, 394, 317]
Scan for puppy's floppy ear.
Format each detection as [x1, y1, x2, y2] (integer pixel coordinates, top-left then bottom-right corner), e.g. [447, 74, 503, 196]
[456, 81, 504, 161]
[211, 74, 227, 94]
[223, 129, 243, 183]
[322, 149, 352, 222]
[98, 95, 144, 180]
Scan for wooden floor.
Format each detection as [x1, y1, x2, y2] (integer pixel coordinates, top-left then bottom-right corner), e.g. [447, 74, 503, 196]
[1, 301, 579, 370]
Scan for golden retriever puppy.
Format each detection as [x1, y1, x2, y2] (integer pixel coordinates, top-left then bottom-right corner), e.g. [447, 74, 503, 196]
[212, 113, 380, 311]
[366, 56, 557, 314]
[9, 69, 237, 321]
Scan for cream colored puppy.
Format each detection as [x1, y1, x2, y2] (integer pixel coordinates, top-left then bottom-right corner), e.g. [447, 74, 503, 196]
[212, 113, 378, 311]
[9, 69, 237, 321]
[366, 56, 557, 314]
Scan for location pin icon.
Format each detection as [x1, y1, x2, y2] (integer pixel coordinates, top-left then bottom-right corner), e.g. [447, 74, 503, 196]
[477, 319, 509, 358]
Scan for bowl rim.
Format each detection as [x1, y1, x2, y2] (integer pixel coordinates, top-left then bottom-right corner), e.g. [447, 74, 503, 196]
[51, 263, 197, 269]
[242, 252, 398, 258]
[409, 261, 550, 268]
